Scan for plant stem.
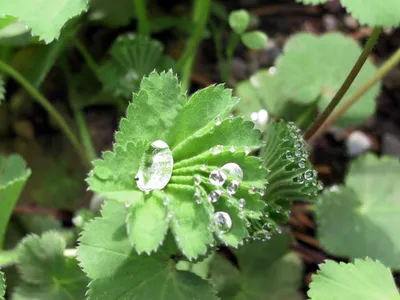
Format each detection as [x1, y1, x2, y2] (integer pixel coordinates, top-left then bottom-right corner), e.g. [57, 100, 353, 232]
[176, 0, 211, 91]
[0, 60, 90, 169]
[0, 249, 19, 267]
[222, 32, 240, 82]
[309, 47, 400, 144]
[73, 37, 99, 77]
[304, 27, 382, 141]
[133, 0, 149, 35]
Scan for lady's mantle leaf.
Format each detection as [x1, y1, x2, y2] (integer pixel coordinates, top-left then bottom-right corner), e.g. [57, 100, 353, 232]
[296, 0, 400, 27]
[277, 33, 380, 126]
[0, 154, 31, 249]
[98, 34, 174, 98]
[228, 9, 250, 35]
[12, 231, 88, 300]
[78, 201, 218, 300]
[317, 154, 400, 269]
[0, 271, 5, 300]
[88, 71, 270, 259]
[0, 0, 88, 43]
[0, 75, 5, 104]
[308, 259, 400, 300]
[210, 233, 303, 300]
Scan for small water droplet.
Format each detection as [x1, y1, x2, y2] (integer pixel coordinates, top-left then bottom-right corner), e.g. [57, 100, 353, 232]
[295, 150, 302, 157]
[125, 202, 131, 208]
[250, 75, 260, 87]
[239, 198, 246, 208]
[136, 140, 173, 192]
[264, 212, 269, 218]
[209, 170, 227, 186]
[228, 114, 234, 122]
[229, 145, 236, 153]
[268, 67, 277, 75]
[251, 112, 259, 122]
[163, 196, 170, 206]
[329, 185, 340, 192]
[215, 116, 222, 126]
[200, 164, 207, 171]
[304, 170, 313, 180]
[297, 174, 305, 184]
[239, 210, 245, 218]
[276, 227, 283, 234]
[168, 210, 174, 218]
[259, 188, 265, 197]
[214, 211, 232, 233]
[208, 190, 222, 203]
[227, 180, 240, 195]
[318, 181, 324, 191]
[210, 145, 223, 155]
[298, 159, 306, 168]
[286, 150, 294, 161]
[256, 109, 269, 127]
[276, 206, 282, 213]
[194, 174, 202, 185]
[244, 147, 251, 155]
[249, 185, 257, 194]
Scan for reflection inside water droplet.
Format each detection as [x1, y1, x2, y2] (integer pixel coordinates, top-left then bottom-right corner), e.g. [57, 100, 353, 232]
[215, 211, 232, 233]
[135, 140, 173, 192]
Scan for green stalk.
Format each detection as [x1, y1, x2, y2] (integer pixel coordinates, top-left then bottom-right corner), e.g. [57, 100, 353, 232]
[0, 249, 19, 267]
[73, 37, 99, 77]
[304, 27, 382, 140]
[309, 47, 400, 144]
[176, 0, 211, 91]
[222, 32, 240, 82]
[0, 60, 90, 169]
[133, 0, 149, 35]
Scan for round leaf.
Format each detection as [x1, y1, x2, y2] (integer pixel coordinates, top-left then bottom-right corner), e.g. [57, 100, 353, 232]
[228, 9, 250, 35]
[241, 31, 267, 50]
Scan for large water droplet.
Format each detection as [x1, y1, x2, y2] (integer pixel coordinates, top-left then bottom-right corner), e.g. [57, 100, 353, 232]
[220, 163, 244, 181]
[208, 190, 222, 203]
[209, 170, 227, 186]
[136, 140, 173, 192]
[214, 211, 232, 233]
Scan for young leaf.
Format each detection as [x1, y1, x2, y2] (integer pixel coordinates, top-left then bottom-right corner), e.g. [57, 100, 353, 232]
[13, 231, 88, 300]
[78, 201, 218, 300]
[241, 31, 267, 50]
[317, 154, 400, 269]
[210, 233, 303, 299]
[308, 259, 400, 300]
[297, 0, 400, 27]
[277, 33, 380, 126]
[0, 271, 5, 300]
[98, 34, 174, 98]
[87, 71, 273, 259]
[0, 154, 31, 249]
[0, 0, 88, 43]
[228, 10, 250, 35]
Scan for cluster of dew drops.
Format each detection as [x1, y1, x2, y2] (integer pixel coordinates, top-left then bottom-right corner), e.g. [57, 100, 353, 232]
[284, 122, 323, 195]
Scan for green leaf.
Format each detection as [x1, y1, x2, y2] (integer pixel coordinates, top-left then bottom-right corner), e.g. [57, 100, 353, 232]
[296, 0, 400, 27]
[0, 271, 5, 300]
[88, 0, 135, 27]
[241, 31, 267, 50]
[277, 33, 380, 126]
[210, 233, 303, 300]
[308, 258, 400, 300]
[88, 71, 276, 258]
[0, 154, 31, 249]
[228, 10, 250, 35]
[317, 154, 400, 269]
[98, 34, 175, 98]
[78, 201, 218, 300]
[0, 0, 88, 43]
[126, 193, 169, 254]
[12, 231, 88, 300]
[0, 16, 32, 46]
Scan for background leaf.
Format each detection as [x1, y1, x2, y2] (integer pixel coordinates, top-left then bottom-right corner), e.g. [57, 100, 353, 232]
[0, 0, 88, 43]
[0, 154, 31, 249]
[308, 259, 400, 300]
[228, 10, 250, 35]
[13, 231, 88, 300]
[276, 33, 380, 126]
[297, 0, 400, 27]
[210, 233, 303, 300]
[317, 154, 400, 269]
[0, 271, 4, 300]
[241, 31, 267, 50]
